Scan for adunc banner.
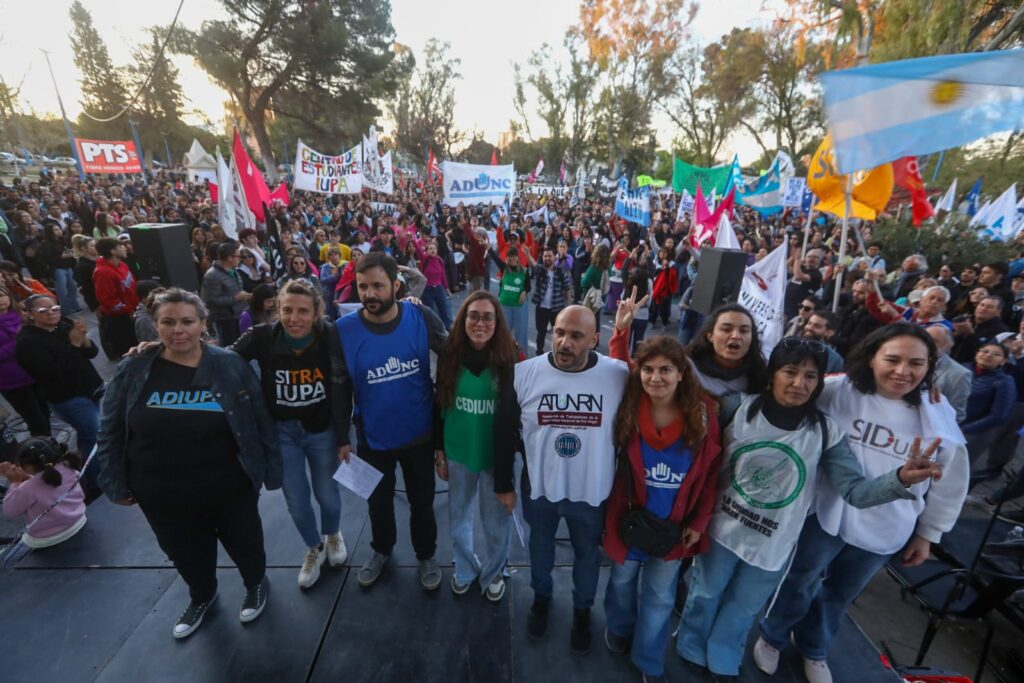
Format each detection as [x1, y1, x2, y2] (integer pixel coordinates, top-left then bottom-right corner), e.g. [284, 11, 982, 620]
[441, 162, 515, 206]
[614, 178, 651, 227]
[672, 158, 734, 195]
[294, 140, 362, 194]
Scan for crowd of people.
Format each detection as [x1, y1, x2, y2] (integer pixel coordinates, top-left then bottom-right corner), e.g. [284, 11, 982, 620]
[3, 164, 1024, 682]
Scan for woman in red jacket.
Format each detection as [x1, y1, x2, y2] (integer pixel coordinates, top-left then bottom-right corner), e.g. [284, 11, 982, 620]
[603, 287, 722, 683]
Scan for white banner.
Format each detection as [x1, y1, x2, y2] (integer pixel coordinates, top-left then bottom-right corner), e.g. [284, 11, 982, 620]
[365, 150, 394, 195]
[215, 147, 238, 239]
[781, 177, 807, 207]
[441, 161, 515, 206]
[738, 242, 789, 360]
[294, 140, 362, 194]
[522, 185, 570, 196]
[676, 189, 695, 222]
[369, 201, 396, 215]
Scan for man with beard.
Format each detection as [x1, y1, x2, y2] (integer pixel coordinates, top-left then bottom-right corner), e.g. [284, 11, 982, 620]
[801, 310, 844, 372]
[329, 253, 448, 591]
[831, 278, 882, 356]
[494, 305, 628, 654]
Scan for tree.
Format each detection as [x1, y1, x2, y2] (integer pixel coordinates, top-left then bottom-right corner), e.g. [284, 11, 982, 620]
[177, 0, 404, 181]
[872, 0, 1024, 61]
[575, 0, 696, 171]
[661, 44, 751, 167]
[386, 39, 463, 161]
[69, 0, 130, 138]
[128, 29, 187, 159]
[512, 32, 598, 168]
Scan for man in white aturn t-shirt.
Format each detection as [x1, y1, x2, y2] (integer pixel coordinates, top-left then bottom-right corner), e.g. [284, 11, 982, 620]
[494, 305, 628, 655]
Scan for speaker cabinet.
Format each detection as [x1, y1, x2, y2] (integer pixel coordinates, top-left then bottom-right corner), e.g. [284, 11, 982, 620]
[690, 247, 748, 316]
[126, 223, 199, 292]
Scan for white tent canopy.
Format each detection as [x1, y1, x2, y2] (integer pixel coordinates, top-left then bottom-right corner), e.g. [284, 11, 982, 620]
[183, 139, 217, 183]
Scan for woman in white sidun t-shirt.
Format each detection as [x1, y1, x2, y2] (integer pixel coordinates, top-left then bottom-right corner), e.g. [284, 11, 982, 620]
[755, 323, 969, 683]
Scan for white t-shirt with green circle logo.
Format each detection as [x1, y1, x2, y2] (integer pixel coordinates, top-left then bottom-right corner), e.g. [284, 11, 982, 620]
[708, 394, 843, 571]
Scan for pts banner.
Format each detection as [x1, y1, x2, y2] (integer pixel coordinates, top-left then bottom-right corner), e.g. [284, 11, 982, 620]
[74, 138, 142, 174]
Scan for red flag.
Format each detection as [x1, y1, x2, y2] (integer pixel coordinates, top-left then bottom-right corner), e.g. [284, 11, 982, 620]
[269, 182, 289, 206]
[209, 182, 219, 204]
[232, 130, 272, 221]
[426, 148, 442, 185]
[690, 183, 713, 248]
[490, 148, 498, 165]
[892, 156, 935, 226]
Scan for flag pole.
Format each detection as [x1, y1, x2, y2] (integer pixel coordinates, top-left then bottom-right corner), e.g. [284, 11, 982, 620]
[832, 174, 854, 313]
[800, 208, 815, 260]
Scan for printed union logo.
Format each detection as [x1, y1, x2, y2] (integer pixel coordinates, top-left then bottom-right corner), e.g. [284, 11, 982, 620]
[930, 80, 963, 106]
[554, 433, 582, 458]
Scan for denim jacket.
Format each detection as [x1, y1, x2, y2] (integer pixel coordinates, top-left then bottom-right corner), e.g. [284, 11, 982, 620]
[96, 343, 283, 501]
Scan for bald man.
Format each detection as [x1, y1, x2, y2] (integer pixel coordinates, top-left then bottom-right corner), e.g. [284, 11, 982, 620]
[494, 305, 628, 653]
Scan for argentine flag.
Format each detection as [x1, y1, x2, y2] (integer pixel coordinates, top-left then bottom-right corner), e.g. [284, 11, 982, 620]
[820, 50, 1024, 173]
[737, 159, 783, 215]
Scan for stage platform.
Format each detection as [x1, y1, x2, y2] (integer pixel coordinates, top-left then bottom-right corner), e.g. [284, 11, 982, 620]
[1, 479, 900, 683]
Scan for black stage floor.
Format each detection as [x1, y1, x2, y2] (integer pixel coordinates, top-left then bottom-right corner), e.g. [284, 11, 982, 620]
[1, 478, 900, 683]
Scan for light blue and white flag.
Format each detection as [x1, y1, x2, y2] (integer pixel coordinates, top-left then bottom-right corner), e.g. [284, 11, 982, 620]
[724, 155, 744, 195]
[737, 158, 783, 214]
[977, 184, 1018, 240]
[934, 178, 957, 212]
[614, 177, 651, 227]
[820, 50, 1024, 173]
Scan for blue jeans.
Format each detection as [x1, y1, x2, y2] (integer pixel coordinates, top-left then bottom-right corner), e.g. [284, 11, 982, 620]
[678, 309, 703, 345]
[676, 539, 785, 676]
[760, 515, 890, 661]
[421, 284, 452, 330]
[447, 460, 512, 592]
[630, 319, 649, 355]
[521, 484, 604, 609]
[277, 420, 342, 548]
[605, 557, 682, 676]
[502, 303, 529, 353]
[50, 395, 99, 492]
[53, 267, 81, 314]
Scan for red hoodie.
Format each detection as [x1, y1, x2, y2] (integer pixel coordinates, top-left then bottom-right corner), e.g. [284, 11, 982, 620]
[93, 257, 139, 316]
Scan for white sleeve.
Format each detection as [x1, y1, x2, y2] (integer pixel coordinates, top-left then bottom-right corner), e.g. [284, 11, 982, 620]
[915, 442, 969, 543]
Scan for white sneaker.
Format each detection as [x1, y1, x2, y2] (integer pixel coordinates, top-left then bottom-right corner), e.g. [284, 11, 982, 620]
[753, 636, 780, 675]
[298, 545, 325, 589]
[325, 533, 348, 567]
[804, 658, 833, 683]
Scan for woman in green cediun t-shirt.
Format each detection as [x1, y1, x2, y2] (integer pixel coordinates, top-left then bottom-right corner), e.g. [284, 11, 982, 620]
[434, 291, 521, 602]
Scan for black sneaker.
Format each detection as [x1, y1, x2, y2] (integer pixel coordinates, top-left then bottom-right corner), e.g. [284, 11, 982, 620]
[570, 607, 591, 654]
[604, 627, 629, 654]
[173, 593, 217, 639]
[527, 596, 550, 641]
[239, 576, 269, 623]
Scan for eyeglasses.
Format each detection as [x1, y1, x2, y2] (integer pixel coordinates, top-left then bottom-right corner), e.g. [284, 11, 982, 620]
[466, 312, 496, 325]
[779, 337, 828, 355]
[799, 304, 815, 312]
[33, 305, 61, 314]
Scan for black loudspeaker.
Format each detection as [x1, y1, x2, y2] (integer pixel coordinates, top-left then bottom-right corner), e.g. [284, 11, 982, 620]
[126, 223, 199, 292]
[691, 247, 748, 315]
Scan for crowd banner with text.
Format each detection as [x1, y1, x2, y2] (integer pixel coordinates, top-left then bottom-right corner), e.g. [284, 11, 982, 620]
[294, 140, 362, 194]
[441, 162, 516, 206]
[738, 241, 788, 360]
[781, 177, 807, 207]
[614, 177, 651, 227]
[672, 157, 733, 195]
[74, 138, 142, 174]
[596, 169, 619, 199]
[364, 150, 394, 195]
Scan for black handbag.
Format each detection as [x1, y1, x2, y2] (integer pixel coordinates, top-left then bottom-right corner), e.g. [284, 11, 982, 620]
[617, 453, 683, 557]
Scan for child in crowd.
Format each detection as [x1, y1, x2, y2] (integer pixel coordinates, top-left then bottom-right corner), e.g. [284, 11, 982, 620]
[1, 437, 87, 548]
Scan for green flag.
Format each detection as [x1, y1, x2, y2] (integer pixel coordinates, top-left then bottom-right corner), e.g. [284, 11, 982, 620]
[672, 158, 733, 195]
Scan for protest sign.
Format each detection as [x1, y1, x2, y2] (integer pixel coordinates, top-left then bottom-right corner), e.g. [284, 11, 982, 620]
[74, 138, 142, 174]
[294, 140, 362, 194]
[441, 162, 515, 206]
[614, 177, 651, 227]
[738, 242, 788, 359]
[781, 177, 807, 207]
